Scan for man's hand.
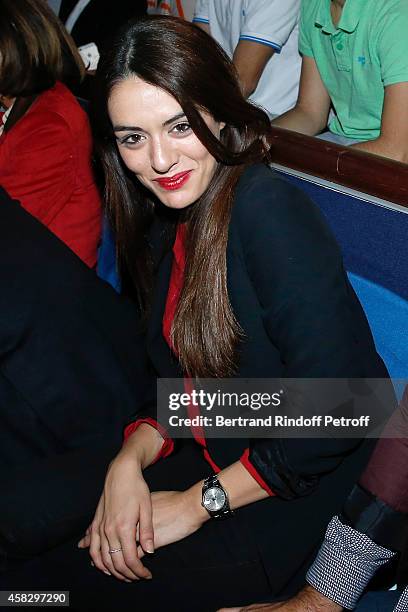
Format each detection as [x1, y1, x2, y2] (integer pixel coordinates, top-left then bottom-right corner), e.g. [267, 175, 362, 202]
[218, 605, 279, 612]
[217, 586, 344, 612]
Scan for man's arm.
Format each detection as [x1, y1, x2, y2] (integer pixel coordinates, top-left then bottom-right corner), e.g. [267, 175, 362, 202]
[272, 56, 330, 136]
[219, 391, 408, 612]
[232, 40, 276, 99]
[194, 28, 275, 99]
[218, 585, 342, 611]
[351, 82, 408, 163]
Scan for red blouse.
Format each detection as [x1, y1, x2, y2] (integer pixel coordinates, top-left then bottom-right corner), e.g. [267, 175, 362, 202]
[124, 223, 275, 496]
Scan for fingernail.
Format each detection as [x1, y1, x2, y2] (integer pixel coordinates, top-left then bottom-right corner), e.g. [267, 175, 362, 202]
[146, 540, 154, 553]
[90, 561, 94, 567]
[146, 574, 153, 580]
[103, 570, 111, 576]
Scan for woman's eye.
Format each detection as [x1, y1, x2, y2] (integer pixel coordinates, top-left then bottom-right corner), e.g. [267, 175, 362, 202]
[119, 134, 144, 146]
[171, 122, 192, 135]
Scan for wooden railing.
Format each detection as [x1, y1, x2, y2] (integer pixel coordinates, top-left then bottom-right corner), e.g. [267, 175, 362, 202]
[270, 127, 408, 208]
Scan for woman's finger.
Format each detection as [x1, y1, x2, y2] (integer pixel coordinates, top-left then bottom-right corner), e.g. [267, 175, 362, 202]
[103, 523, 150, 581]
[87, 496, 113, 574]
[79, 491, 104, 550]
[120, 526, 152, 580]
[107, 546, 150, 582]
[77, 526, 91, 549]
[89, 522, 112, 575]
[136, 544, 145, 559]
[138, 496, 155, 555]
[100, 537, 137, 582]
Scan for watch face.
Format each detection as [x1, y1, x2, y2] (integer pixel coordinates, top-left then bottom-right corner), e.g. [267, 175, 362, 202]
[203, 486, 226, 512]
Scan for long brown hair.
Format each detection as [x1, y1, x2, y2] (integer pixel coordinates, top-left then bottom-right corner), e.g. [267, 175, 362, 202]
[92, 16, 273, 378]
[0, 0, 85, 97]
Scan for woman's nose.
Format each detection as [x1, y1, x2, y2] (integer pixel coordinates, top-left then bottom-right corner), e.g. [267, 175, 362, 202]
[150, 138, 178, 175]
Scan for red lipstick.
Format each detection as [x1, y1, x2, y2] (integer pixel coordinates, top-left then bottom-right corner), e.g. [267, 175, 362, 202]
[154, 170, 192, 191]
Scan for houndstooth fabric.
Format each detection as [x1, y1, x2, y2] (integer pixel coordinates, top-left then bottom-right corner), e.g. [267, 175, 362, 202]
[306, 516, 396, 609]
[395, 587, 408, 611]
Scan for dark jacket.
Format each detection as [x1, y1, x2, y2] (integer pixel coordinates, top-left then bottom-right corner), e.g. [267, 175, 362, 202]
[140, 163, 393, 484]
[133, 163, 395, 592]
[0, 186, 152, 466]
[0, 186, 157, 563]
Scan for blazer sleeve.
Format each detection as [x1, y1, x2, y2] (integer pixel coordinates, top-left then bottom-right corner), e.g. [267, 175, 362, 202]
[234, 167, 391, 499]
[0, 187, 156, 452]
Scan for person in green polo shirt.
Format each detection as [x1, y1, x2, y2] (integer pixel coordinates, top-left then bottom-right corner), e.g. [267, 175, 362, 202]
[273, 0, 408, 163]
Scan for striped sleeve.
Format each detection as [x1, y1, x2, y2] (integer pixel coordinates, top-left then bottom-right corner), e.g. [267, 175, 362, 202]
[240, 0, 300, 54]
[192, 0, 209, 24]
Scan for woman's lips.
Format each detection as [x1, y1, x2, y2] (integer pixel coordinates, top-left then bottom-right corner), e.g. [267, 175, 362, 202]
[154, 170, 192, 191]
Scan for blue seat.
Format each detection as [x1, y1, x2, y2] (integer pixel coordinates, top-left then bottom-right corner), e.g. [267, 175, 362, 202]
[276, 169, 408, 392]
[97, 217, 121, 292]
[347, 273, 408, 400]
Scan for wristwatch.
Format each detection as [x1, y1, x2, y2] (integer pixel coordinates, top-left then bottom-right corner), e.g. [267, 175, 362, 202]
[201, 475, 234, 519]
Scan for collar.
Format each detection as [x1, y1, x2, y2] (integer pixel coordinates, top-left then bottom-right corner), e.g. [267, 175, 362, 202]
[0, 102, 14, 136]
[315, 0, 361, 35]
[172, 222, 186, 271]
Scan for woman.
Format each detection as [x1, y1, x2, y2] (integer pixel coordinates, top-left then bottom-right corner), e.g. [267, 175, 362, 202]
[1, 16, 394, 611]
[0, 0, 101, 267]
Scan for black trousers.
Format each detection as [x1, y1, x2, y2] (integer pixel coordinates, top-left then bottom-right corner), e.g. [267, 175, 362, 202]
[0, 444, 119, 571]
[0, 442, 274, 612]
[0, 441, 371, 612]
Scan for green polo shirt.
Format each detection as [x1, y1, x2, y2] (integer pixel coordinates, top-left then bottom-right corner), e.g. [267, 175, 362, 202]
[299, 0, 408, 140]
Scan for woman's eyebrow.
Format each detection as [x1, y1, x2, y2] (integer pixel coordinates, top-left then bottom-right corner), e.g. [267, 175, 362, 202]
[113, 112, 187, 133]
[113, 124, 143, 132]
[163, 112, 187, 126]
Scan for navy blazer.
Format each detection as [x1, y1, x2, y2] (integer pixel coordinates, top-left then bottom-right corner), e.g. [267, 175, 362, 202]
[0, 186, 161, 561]
[138, 164, 394, 497]
[0, 187, 153, 466]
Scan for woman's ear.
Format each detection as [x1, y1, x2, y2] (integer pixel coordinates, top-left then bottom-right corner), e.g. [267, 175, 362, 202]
[220, 121, 226, 130]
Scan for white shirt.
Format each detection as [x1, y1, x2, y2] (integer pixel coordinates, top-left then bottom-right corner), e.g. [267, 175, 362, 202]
[147, 0, 196, 21]
[193, 0, 301, 117]
[0, 103, 13, 137]
[47, 0, 62, 14]
[64, 0, 92, 33]
[63, 0, 99, 70]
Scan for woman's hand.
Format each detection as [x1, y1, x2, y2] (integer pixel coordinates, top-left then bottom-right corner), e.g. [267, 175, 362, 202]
[78, 452, 154, 582]
[136, 485, 208, 559]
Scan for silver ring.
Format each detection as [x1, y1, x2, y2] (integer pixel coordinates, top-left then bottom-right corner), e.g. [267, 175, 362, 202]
[108, 547, 122, 554]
